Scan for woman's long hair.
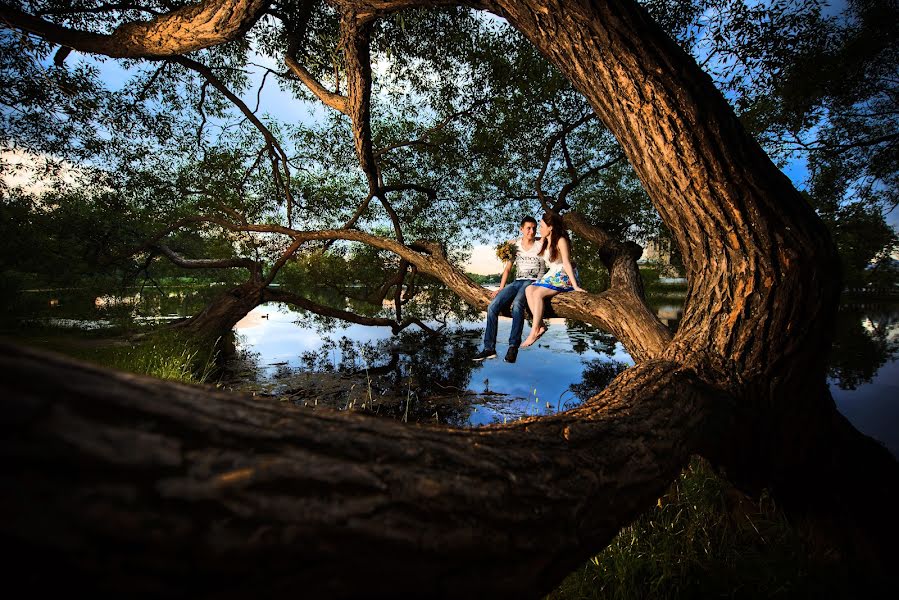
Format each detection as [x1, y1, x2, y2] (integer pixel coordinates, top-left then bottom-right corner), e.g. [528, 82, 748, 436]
[538, 211, 571, 263]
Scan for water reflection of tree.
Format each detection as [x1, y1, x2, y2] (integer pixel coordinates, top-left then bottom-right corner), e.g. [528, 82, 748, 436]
[8, 286, 223, 326]
[565, 320, 619, 356]
[569, 359, 630, 402]
[291, 287, 482, 334]
[291, 327, 482, 424]
[828, 305, 899, 390]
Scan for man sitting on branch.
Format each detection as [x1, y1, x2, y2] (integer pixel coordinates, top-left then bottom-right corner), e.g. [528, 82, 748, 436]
[472, 216, 546, 364]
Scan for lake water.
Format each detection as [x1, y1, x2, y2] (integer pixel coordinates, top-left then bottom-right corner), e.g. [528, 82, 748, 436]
[232, 299, 899, 456]
[11, 287, 897, 455]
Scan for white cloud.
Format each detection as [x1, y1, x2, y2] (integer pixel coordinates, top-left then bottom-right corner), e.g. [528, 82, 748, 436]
[1, 148, 83, 195]
[466, 243, 503, 275]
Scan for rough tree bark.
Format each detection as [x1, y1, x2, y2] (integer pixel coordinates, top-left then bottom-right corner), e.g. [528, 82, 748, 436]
[2, 0, 898, 597]
[171, 280, 269, 337]
[1, 341, 730, 598]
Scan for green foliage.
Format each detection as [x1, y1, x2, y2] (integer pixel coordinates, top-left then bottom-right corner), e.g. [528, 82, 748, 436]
[549, 458, 861, 600]
[58, 329, 222, 384]
[467, 272, 501, 285]
[807, 191, 899, 289]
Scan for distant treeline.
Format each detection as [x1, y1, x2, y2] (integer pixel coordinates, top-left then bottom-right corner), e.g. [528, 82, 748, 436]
[466, 273, 502, 285]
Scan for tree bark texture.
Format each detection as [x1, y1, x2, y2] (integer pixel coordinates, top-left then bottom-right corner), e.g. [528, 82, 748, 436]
[171, 281, 268, 338]
[0, 0, 270, 58]
[0, 342, 727, 598]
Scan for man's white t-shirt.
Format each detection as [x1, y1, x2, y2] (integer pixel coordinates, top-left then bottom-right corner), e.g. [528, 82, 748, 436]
[514, 238, 546, 280]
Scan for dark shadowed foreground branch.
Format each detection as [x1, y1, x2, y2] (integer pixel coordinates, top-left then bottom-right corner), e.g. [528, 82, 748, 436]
[0, 341, 728, 599]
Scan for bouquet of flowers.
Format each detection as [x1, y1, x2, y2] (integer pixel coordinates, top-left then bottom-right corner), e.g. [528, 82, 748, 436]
[495, 240, 517, 263]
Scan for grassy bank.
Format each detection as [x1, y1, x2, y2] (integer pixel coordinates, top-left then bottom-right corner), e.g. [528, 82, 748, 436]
[548, 458, 882, 599]
[10, 326, 221, 384]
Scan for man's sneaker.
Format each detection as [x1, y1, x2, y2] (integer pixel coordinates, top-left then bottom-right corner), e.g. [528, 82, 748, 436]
[504, 346, 519, 363]
[472, 348, 497, 361]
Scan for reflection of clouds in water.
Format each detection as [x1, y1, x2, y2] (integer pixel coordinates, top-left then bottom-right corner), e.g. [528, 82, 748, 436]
[235, 304, 394, 369]
[459, 317, 631, 422]
[233, 304, 632, 425]
[832, 359, 899, 458]
[232, 301, 899, 447]
[829, 306, 899, 458]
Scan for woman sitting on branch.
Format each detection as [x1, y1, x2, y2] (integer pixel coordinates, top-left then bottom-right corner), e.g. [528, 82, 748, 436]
[521, 211, 586, 348]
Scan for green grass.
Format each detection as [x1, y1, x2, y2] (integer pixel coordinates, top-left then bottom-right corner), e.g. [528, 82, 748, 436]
[14, 327, 221, 384]
[94, 332, 221, 383]
[548, 458, 863, 600]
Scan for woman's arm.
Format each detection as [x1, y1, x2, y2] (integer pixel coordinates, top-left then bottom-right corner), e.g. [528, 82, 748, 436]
[558, 238, 586, 292]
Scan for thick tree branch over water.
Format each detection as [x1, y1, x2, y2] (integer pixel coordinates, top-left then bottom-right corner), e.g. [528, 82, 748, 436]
[132, 206, 669, 359]
[0, 341, 728, 598]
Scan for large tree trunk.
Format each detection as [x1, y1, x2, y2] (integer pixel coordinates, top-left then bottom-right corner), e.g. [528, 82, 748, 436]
[171, 281, 267, 339]
[3, 0, 898, 596]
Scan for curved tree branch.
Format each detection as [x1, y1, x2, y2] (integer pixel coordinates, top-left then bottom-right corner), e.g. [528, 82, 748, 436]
[284, 54, 350, 115]
[0, 341, 729, 598]
[153, 242, 261, 278]
[0, 0, 270, 58]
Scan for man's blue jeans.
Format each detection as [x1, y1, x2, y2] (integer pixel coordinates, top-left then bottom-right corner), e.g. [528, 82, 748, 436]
[482, 279, 532, 351]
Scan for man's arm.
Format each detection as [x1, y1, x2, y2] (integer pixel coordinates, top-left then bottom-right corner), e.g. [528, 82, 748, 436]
[492, 261, 514, 298]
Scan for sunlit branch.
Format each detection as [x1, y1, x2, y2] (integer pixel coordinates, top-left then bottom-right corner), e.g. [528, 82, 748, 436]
[0, 0, 271, 58]
[284, 54, 350, 115]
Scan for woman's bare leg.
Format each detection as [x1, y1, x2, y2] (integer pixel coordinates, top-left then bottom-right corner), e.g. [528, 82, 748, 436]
[522, 286, 559, 347]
